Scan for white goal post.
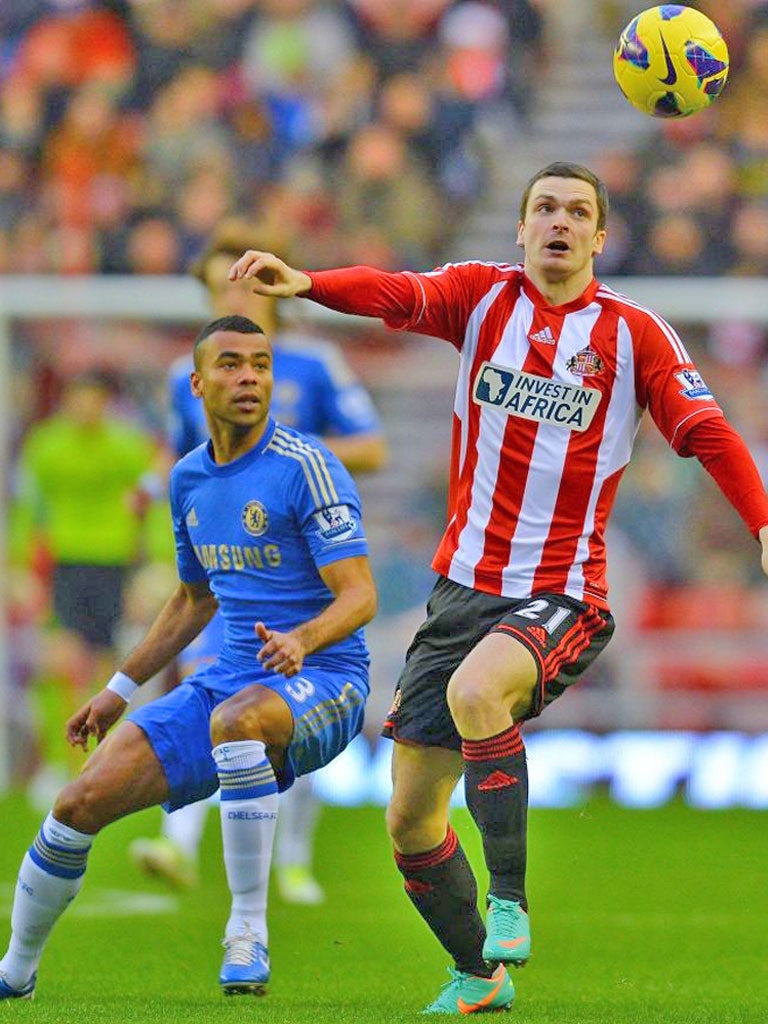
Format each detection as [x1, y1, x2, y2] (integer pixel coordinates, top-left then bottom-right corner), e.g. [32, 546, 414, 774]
[0, 273, 767, 791]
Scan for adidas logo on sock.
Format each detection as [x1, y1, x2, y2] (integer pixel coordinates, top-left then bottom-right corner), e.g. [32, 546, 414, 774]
[478, 770, 519, 791]
[528, 326, 556, 345]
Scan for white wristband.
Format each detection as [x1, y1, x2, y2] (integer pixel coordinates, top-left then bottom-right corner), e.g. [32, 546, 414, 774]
[106, 671, 139, 703]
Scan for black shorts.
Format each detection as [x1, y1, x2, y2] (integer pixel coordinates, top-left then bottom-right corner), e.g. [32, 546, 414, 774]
[382, 575, 615, 751]
[52, 563, 127, 649]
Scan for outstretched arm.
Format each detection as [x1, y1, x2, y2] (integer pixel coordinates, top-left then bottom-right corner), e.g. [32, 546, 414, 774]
[66, 580, 218, 749]
[256, 555, 377, 676]
[230, 251, 422, 324]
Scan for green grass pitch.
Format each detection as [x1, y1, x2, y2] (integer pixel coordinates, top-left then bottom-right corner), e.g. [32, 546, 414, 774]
[0, 792, 765, 1022]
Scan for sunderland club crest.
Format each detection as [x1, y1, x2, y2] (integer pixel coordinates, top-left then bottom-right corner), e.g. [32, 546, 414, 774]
[566, 346, 604, 377]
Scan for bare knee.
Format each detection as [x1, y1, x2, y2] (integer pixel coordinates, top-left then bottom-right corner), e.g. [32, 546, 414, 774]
[447, 669, 532, 731]
[385, 799, 420, 849]
[210, 687, 293, 749]
[446, 672, 490, 722]
[210, 698, 252, 745]
[386, 798, 446, 854]
[53, 778, 110, 835]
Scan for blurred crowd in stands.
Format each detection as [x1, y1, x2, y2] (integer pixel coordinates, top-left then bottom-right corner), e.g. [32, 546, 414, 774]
[2, 2, 768, 276]
[4, 0, 768, 788]
[0, 0, 545, 274]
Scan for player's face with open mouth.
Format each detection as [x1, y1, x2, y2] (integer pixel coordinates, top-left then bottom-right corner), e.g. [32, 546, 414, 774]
[517, 177, 605, 284]
[194, 330, 274, 431]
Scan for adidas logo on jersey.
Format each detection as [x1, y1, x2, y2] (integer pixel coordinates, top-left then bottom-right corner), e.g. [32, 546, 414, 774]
[528, 326, 556, 345]
[186, 508, 199, 527]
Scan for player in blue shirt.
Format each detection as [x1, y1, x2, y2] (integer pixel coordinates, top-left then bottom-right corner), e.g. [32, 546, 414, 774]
[130, 222, 387, 902]
[0, 315, 377, 1000]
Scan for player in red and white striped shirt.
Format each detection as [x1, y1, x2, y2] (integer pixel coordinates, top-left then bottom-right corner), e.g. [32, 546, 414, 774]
[230, 162, 768, 1014]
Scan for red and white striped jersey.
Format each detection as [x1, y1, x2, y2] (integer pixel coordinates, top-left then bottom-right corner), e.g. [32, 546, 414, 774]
[307, 262, 725, 609]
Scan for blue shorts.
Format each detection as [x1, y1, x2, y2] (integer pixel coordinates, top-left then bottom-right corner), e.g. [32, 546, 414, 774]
[127, 654, 368, 812]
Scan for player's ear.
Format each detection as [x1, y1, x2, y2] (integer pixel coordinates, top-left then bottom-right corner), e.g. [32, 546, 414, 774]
[190, 371, 203, 398]
[516, 220, 525, 247]
[592, 229, 607, 257]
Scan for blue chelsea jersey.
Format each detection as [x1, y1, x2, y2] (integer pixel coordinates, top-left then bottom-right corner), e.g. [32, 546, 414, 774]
[167, 332, 381, 458]
[169, 418, 369, 673]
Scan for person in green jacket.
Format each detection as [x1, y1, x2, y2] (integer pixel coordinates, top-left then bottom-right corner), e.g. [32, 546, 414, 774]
[13, 371, 158, 778]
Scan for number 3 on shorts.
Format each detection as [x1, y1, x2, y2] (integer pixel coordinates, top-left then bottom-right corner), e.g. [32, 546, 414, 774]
[285, 677, 316, 702]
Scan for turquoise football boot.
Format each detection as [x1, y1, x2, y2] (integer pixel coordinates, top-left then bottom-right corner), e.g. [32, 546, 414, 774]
[482, 895, 531, 966]
[422, 964, 514, 1015]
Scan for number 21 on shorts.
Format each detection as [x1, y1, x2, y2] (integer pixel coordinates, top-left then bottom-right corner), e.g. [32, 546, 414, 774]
[516, 599, 570, 635]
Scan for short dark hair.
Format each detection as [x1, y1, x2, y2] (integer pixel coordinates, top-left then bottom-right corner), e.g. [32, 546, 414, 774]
[193, 314, 265, 368]
[519, 162, 609, 231]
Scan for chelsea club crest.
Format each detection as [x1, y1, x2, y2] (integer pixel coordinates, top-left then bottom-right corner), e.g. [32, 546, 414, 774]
[242, 500, 268, 537]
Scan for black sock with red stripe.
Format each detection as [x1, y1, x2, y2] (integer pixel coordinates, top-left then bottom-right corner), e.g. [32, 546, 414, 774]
[394, 826, 491, 977]
[462, 725, 529, 908]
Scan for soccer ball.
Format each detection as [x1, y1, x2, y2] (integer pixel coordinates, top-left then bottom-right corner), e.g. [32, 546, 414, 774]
[613, 5, 729, 118]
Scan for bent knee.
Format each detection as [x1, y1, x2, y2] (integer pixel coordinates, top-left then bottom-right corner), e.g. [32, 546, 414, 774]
[446, 672, 504, 721]
[447, 669, 534, 723]
[53, 779, 108, 835]
[210, 699, 248, 744]
[210, 688, 293, 748]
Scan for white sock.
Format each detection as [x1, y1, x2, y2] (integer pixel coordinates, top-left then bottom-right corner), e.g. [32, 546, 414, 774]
[275, 774, 320, 869]
[0, 814, 93, 988]
[212, 740, 279, 944]
[161, 800, 209, 860]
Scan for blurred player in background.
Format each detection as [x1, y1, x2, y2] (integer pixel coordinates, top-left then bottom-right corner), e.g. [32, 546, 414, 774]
[130, 220, 387, 903]
[228, 162, 768, 1014]
[13, 371, 158, 789]
[0, 315, 377, 1001]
